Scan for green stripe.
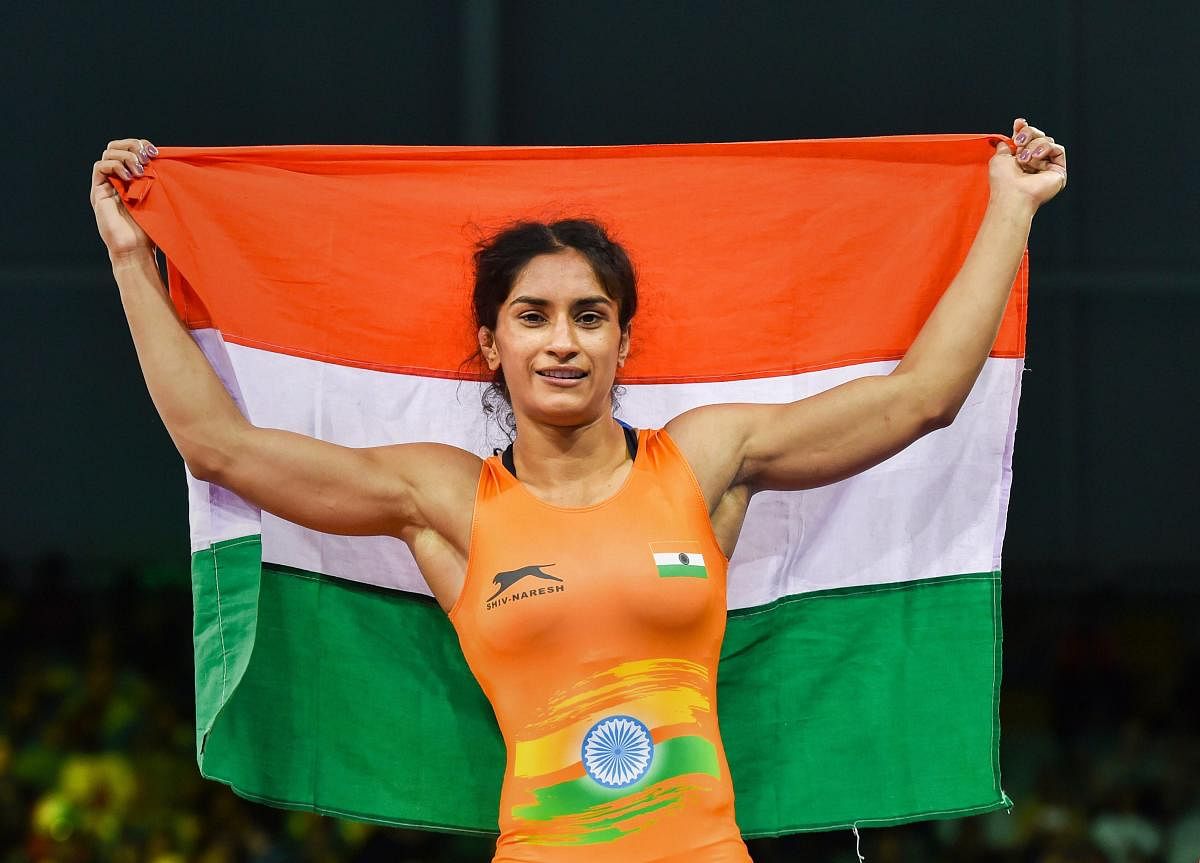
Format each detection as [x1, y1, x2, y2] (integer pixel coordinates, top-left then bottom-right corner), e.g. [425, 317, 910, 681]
[192, 536, 262, 760]
[719, 571, 1007, 835]
[656, 564, 708, 578]
[192, 537, 504, 835]
[192, 537, 1005, 836]
[512, 735, 719, 822]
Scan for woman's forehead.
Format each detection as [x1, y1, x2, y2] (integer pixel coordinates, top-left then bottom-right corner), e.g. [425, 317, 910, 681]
[510, 249, 603, 298]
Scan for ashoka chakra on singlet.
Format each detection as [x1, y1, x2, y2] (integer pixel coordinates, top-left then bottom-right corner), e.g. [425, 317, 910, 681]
[581, 715, 654, 788]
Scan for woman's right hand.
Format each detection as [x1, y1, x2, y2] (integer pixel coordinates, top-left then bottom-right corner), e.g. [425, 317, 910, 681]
[91, 138, 158, 260]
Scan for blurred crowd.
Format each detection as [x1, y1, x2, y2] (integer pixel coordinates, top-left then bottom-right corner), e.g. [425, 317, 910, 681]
[0, 556, 1195, 863]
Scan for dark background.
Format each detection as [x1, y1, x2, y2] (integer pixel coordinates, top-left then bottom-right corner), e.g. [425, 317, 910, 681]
[2, 2, 1196, 861]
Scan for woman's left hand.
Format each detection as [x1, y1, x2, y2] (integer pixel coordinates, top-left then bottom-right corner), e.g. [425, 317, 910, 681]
[989, 117, 1068, 210]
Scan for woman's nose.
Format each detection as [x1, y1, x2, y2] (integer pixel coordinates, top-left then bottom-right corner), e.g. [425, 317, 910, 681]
[546, 316, 579, 353]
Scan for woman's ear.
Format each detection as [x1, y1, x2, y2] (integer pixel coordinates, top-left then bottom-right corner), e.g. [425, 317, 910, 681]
[617, 324, 631, 368]
[479, 326, 500, 371]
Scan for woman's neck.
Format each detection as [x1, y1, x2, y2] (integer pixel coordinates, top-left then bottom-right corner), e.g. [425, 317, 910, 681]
[511, 415, 632, 499]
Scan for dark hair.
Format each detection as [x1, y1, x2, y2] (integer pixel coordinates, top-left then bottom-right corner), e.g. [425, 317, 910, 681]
[465, 218, 638, 442]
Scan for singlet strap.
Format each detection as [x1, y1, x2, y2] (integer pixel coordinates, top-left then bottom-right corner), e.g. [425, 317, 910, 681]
[496, 419, 639, 479]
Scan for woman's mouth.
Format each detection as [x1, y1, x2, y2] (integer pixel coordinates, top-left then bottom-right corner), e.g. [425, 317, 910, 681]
[536, 369, 589, 386]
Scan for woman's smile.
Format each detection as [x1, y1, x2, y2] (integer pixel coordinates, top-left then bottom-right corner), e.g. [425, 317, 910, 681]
[536, 366, 590, 386]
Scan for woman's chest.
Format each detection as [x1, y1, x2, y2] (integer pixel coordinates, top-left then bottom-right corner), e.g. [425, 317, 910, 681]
[459, 508, 726, 660]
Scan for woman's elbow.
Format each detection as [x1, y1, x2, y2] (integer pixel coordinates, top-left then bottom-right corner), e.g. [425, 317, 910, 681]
[901, 380, 961, 433]
[183, 446, 226, 484]
[926, 395, 967, 430]
[180, 426, 242, 484]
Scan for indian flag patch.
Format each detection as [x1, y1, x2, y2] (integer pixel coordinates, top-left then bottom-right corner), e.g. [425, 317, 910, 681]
[649, 541, 707, 579]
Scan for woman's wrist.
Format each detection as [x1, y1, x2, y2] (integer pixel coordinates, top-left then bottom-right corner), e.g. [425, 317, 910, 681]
[986, 189, 1038, 221]
[109, 245, 157, 271]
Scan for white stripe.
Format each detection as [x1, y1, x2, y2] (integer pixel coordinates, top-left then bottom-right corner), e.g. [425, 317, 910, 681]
[622, 360, 1020, 610]
[653, 552, 706, 567]
[187, 331, 261, 553]
[188, 330, 1020, 609]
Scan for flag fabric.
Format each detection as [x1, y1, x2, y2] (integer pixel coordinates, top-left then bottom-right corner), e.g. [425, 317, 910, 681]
[115, 134, 1023, 836]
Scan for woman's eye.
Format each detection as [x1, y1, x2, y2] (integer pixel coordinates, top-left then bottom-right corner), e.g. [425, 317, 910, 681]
[518, 312, 603, 325]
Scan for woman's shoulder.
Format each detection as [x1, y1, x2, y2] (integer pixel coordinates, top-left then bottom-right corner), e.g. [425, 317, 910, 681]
[386, 441, 486, 512]
[390, 442, 485, 563]
[396, 441, 486, 471]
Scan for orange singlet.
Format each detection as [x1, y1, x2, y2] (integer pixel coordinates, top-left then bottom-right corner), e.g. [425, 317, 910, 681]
[448, 425, 753, 863]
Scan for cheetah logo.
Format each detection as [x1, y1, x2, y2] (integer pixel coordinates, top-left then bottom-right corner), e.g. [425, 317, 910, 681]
[486, 563, 562, 602]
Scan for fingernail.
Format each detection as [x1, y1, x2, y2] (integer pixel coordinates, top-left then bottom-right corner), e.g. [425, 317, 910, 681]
[133, 162, 144, 174]
[1015, 133, 1027, 144]
[147, 145, 158, 156]
[1034, 146, 1045, 157]
[1019, 150, 1029, 161]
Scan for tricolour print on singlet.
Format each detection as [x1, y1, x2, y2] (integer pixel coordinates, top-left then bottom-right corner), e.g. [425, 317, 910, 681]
[509, 659, 719, 845]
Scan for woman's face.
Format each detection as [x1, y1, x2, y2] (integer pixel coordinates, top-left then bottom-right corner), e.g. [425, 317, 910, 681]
[479, 248, 630, 429]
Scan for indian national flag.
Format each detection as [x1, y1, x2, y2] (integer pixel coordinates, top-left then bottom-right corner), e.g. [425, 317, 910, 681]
[115, 134, 1021, 836]
[650, 541, 708, 578]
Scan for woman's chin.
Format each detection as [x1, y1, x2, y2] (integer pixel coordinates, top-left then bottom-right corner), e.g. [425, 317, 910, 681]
[521, 398, 608, 428]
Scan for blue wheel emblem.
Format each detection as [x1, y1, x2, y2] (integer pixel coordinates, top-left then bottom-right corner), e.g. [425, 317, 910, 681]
[581, 715, 654, 788]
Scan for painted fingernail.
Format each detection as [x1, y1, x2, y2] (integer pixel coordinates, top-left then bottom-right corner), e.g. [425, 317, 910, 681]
[1034, 146, 1045, 157]
[147, 145, 158, 156]
[1019, 150, 1029, 161]
[1015, 133, 1027, 144]
[132, 161, 144, 174]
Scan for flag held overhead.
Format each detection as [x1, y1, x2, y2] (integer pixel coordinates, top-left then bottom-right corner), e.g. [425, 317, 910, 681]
[116, 135, 1022, 836]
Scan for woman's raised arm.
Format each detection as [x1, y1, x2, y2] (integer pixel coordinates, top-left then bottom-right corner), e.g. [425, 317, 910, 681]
[668, 117, 1067, 496]
[92, 139, 480, 541]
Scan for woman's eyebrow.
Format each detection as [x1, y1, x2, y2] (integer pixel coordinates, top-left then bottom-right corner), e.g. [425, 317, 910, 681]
[509, 295, 613, 308]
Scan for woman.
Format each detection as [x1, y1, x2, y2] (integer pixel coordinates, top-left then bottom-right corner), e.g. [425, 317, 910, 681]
[90, 119, 1065, 861]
